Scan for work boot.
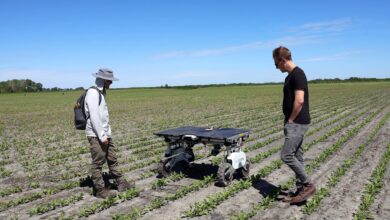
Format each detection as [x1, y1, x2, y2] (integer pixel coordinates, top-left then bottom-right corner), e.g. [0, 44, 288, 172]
[96, 188, 117, 199]
[290, 183, 316, 203]
[280, 187, 303, 203]
[117, 178, 135, 192]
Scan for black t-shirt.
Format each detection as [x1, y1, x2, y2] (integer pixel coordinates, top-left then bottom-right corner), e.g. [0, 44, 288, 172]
[283, 66, 311, 124]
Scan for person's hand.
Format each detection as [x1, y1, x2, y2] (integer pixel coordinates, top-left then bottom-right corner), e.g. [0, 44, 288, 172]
[288, 119, 294, 123]
[103, 138, 109, 145]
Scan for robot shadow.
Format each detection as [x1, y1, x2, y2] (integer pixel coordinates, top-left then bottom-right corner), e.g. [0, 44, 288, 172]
[183, 163, 220, 180]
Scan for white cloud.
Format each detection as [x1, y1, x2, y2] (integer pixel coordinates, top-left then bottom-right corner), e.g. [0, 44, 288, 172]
[295, 17, 353, 33]
[152, 17, 354, 60]
[153, 35, 322, 60]
[299, 51, 359, 62]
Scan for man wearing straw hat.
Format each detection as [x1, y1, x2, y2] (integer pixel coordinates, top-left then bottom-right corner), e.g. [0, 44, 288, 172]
[85, 68, 134, 198]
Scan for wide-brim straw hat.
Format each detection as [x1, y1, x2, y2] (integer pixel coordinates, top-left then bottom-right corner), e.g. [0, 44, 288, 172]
[92, 68, 119, 81]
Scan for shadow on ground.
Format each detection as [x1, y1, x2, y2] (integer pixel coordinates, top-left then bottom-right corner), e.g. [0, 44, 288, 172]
[252, 179, 279, 197]
[252, 179, 307, 206]
[79, 172, 118, 195]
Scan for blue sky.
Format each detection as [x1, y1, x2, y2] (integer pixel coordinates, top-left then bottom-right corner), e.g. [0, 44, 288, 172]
[0, 0, 389, 88]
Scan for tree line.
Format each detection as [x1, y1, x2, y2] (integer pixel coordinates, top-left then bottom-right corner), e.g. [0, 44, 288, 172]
[309, 77, 390, 83]
[0, 79, 84, 94]
[0, 79, 43, 93]
[1, 77, 389, 93]
[161, 77, 390, 89]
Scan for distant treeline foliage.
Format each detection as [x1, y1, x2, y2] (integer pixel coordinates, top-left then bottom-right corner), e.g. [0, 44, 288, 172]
[309, 77, 390, 83]
[0, 79, 43, 93]
[0, 77, 389, 93]
[162, 77, 390, 89]
[0, 79, 85, 93]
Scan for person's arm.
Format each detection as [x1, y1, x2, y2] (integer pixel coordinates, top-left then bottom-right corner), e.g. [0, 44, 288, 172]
[288, 89, 304, 123]
[85, 89, 108, 143]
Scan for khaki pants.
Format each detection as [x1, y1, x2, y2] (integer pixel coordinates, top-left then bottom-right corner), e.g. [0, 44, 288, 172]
[87, 137, 123, 189]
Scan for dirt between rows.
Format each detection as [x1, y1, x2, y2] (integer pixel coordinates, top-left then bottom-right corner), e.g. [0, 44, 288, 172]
[0, 101, 377, 219]
[251, 107, 390, 220]
[32, 106, 346, 219]
[0, 187, 92, 220]
[306, 118, 390, 219]
[2, 94, 336, 186]
[125, 105, 363, 218]
[0, 97, 353, 192]
[137, 105, 376, 219]
[4, 101, 367, 219]
[191, 106, 388, 220]
[0, 94, 339, 186]
[369, 150, 390, 220]
[0, 104, 276, 189]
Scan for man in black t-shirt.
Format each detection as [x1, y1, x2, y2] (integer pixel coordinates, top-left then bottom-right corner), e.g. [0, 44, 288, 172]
[273, 46, 316, 203]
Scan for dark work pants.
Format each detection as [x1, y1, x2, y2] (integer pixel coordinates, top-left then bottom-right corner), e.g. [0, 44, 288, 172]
[87, 137, 123, 189]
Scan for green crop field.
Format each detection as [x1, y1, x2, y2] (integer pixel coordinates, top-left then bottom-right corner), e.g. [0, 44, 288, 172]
[1, 82, 390, 219]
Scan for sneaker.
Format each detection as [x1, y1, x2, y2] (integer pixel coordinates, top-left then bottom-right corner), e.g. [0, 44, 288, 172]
[290, 183, 316, 203]
[117, 178, 135, 192]
[96, 188, 117, 198]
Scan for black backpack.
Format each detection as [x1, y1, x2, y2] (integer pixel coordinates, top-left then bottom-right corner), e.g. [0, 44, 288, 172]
[74, 87, 102, 130]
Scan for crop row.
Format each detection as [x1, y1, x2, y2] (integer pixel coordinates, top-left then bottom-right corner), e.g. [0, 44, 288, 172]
[230, 104, 387, 220]
[13, 97, 332, 183]
[183, 104, 382, 217]
[10, 100, 280, 177]
[303, 111, 390, 214]
[1, 84, 388, 219]
[0, 181, 79, 211]
[82, 97, 384, 219]
[110, 95, 383, 219]
[28, 193, 84, 216]
[2, 91, 381, 181]
[246, 103, 366, 165]
[0, 90, 385, 217]
[353, 141, 390, 219]
[112, 174, 216, 220]
[0, 95, 376, 214]
[4, 88, 374, 169]
[110, 103, 368, 218]
[216, 96, 374, 168]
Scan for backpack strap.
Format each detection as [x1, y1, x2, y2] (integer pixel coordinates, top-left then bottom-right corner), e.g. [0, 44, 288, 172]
[84, 86, 103, 121]
[89, 86, 103, 105]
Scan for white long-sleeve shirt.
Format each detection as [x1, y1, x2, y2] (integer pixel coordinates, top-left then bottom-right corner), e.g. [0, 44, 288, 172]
[84, 87, 112, 142]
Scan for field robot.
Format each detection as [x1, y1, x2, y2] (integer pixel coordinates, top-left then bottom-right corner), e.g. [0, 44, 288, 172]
[154, 126, 250, 186]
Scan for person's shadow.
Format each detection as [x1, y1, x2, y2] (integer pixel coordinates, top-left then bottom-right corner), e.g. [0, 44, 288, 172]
[79, 172, 118, 195]
[252, 179, 280, 197]
[252, 179, 306, 206]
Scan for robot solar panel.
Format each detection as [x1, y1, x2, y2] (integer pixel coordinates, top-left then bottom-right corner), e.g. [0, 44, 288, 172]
[154, 126, 249, 140]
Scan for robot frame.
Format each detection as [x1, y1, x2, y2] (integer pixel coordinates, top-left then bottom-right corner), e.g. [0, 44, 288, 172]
[154, 126, 251, 186]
